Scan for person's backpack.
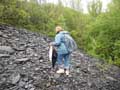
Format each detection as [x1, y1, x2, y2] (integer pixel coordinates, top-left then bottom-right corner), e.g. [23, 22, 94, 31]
[63, 33, 77, 53]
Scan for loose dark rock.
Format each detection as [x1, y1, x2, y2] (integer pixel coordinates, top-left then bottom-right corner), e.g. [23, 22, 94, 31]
[0, 46, 14, 54]
[10, 73, 21, 84]
[16, 58, 30, 62]
[0, 25, 120, 90]
[0, 54, 10, 58]
[18, 80, 26, 87]
[0, 31, 3, 36]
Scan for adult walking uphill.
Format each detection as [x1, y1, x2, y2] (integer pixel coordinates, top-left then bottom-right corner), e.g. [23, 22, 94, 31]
[50, 26, 77, 75]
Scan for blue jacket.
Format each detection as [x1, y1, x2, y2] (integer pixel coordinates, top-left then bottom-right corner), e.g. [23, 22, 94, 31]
[52, 31, 69, 54]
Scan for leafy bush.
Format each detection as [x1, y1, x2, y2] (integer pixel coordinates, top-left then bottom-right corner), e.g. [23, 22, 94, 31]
[83, 0, 120, 66]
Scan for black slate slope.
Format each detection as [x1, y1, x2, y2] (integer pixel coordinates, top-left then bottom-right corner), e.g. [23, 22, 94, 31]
[0, 25, 120, 90]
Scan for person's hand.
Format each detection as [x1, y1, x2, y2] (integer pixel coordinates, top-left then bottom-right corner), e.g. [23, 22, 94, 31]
[49, 42, 53, 46]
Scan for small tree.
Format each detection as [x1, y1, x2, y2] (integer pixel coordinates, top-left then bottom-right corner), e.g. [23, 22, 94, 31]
[88, 0, 102, 18]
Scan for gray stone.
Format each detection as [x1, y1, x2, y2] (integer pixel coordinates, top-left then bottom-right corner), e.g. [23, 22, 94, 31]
[23, 77, 29, 82]
[25, 84, 29, 89]
[54, 73, 60, 79]
[0, 54, 10, 58]
[2, 34, 8, 38]
[16, 58, 30, 62]
[39, 59, 43, 63]
[13, 46, 25, 51]
[35, 67, 39, 71]
[105, 75, 117, 81]
[0, 64, 4, 73]
[0, 46, 14, 54]
[30, 88, 35, 90]
[46, 82, 51, 87]
[28, 84, 33, 87]
[19, 81, 26, 87]
[11, 73, 21, 84]
[0, 31, 3, 36]
[18, 88, 25, 90]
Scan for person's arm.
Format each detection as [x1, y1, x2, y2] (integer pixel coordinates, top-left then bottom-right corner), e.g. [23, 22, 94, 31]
[51, 34, 61, 46]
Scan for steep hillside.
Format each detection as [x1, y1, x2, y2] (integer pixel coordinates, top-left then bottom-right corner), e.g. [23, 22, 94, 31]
[0, 25, 120, 90]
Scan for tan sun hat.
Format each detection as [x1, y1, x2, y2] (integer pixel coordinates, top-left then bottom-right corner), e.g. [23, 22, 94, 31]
[55, 26, 63, 33]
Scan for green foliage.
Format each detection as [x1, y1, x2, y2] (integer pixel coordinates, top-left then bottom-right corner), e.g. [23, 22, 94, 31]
[88, 0, 102, 18]
[83, 0, 120, 66]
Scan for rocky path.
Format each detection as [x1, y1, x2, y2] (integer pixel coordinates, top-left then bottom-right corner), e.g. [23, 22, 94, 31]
[0, 25, 120, 90]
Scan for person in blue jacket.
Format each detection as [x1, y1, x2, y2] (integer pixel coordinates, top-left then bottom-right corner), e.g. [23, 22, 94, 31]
[50, 26, 71, 75]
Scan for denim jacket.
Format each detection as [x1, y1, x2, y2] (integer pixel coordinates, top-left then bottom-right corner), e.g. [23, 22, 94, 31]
[51, 31, 69, 54]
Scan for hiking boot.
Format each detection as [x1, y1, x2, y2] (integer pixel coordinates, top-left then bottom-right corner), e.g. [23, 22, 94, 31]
[65, 70, 70, 75]
[56, 69, 64, 74]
